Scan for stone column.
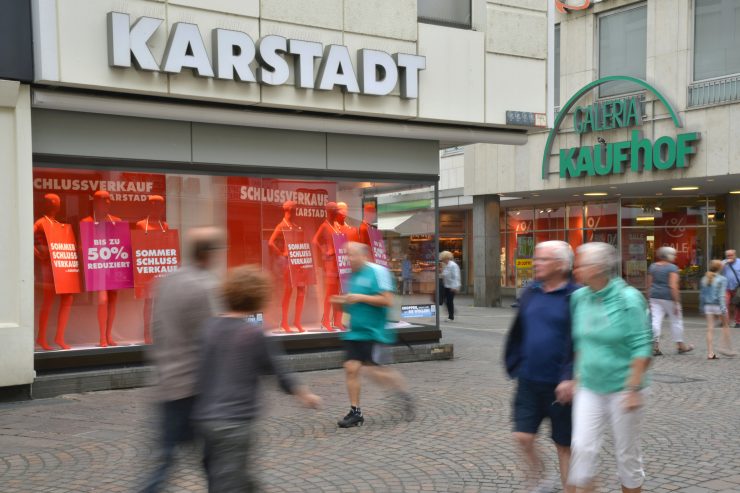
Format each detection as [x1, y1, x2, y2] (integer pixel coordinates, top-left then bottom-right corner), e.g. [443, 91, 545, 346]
[472, 194, 501, 307]
[727, 194, 740, 253]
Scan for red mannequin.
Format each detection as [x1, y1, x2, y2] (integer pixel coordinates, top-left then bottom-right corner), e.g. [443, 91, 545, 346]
[268, 201, 306, 333]
[336, 202, 359, 241]
[135, 195, 168, 344]
[358, 202, 377, 248]
[34, 193, 74, 350]
[81, 190, 122, 347]
[312, 202, 344, 331]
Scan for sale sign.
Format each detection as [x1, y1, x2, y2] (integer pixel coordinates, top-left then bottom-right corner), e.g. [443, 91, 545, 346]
[367, 227, 389, 268]
[332, 233, 353, 293]
[42, 222, 82, 294]
[79, 221, 134, 291]
[283, 230, 316, 287]
[131, 229, 180, 298]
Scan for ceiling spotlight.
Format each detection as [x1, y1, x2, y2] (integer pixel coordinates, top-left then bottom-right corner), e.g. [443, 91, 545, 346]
[584, 192, 608, 196]
[671, 186, 699, 191]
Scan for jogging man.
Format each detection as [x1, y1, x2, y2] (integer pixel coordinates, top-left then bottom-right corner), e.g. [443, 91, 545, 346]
[332, 242, 414, 428]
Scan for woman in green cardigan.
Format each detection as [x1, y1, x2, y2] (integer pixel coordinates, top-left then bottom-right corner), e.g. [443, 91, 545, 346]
[567, 242, 653, 493]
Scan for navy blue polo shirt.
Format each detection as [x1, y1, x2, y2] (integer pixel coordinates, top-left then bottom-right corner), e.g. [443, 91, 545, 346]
[518, 281, 577, 385]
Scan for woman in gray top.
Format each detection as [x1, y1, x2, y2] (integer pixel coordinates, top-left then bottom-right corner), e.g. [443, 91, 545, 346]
[646, 246, 694, 356]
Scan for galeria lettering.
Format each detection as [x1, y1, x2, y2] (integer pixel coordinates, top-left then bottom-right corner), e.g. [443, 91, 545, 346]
[108, 12, 426, 98]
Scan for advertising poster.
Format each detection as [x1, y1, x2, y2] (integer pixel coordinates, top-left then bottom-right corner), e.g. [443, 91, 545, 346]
[42, 221, 82, 294]
[401, 304, 436, 318]
[79, 221, 134, 291]
[283, 229, 316, 287]
[367, 226, 389, 268]
[623, 230, 647, 288]
[333, 232, 353, 294]
[131, 229, 180, 298]
[33, 169, 167, 223]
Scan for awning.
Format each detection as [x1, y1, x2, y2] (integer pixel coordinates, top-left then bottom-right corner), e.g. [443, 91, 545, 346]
[378, 211, 435, 236]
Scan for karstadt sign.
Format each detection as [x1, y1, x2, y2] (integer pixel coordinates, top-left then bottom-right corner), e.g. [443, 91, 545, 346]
[107, 12, 427, 99]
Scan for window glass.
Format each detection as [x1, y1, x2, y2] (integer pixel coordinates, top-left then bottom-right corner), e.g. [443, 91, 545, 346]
[598, 5, 647, 97]
[32, 167, 436, 351]
[418, 0, 471, 29]
[621, 197, 707, 227]
[535, 205, 565, 231]
[694, 0, 740, 81]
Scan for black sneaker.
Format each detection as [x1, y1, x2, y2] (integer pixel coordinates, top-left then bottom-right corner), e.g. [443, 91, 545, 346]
[337, 410, 364, 428]
[399, 392, 415, 422]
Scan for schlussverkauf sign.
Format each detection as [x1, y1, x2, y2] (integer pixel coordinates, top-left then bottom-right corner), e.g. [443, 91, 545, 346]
[107, 12, 426, 98]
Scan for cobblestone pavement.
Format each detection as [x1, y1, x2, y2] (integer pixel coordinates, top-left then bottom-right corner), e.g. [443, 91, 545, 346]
[1, 300, 739, 493]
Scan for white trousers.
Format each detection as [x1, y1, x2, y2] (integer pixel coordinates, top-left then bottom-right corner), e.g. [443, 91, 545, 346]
[568, 387, 647, 489]
[649, 298, 684, 342]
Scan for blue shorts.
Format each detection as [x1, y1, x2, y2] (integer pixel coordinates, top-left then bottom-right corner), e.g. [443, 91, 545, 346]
[513, 378, 572, 447]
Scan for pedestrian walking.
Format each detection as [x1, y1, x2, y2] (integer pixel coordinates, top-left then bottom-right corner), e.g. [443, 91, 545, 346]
[192, 265, 321, 492]
[401, 254, 414, 295]
[141, 227, 224, 493]
[568, 242, 653, 493]
[504, 241, 578, 493]
[721, 249, 740, 328]
[700, 260, 737, 359]
[647, 246, 693, 355]
[332, 242, 414, 428]
[440, 251, 461, 321]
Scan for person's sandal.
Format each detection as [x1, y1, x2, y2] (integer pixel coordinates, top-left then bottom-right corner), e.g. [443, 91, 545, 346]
[678, 344, 695, 354]
[653, 342, 663, 356]
[707, 353, 719, 360]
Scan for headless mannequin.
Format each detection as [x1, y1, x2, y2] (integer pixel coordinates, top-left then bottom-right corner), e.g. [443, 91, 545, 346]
[336, 202, 358, 242]
[358, 203, 377, 248]
[311, 202, 343, 331]
[135, 195, 168, 345]
[34, 194, 74, 350]
[81, 191, 122, 347]
[268, 201, 306, 333]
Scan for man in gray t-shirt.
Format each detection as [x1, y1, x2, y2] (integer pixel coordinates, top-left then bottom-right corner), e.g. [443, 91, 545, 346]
[646, 246, 693, 356]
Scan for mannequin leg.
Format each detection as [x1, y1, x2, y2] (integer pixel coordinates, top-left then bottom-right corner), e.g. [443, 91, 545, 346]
[97, 291, 109, 347]
[281, 283, 293, 333]
[333, 299, 345, 331]
[106, 290, 118, 346]
[143, 297, 153, 344]
[36, 285, 55, 350]
[293, 287, 306, 332]
[53, 294, 73, 350]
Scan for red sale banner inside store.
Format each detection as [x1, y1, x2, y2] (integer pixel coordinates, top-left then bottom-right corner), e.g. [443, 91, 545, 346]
[42, 221, 82, 294]
[332, 233, 352, 294]
[131, 229, 181, 298]
[283, 230, 316, 287]
[79, 221, 135, 291]
[367, 226, 389, 268]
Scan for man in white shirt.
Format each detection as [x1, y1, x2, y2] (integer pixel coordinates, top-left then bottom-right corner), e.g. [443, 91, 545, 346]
[440, 251, 461, 321]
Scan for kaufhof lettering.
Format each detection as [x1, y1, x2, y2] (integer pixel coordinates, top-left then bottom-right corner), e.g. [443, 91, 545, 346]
[107, 12, 426, 99]
[560, 130, 701, 178]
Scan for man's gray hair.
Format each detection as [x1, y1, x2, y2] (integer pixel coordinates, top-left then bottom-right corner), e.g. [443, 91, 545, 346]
[536, 240, 574, 272]
[656, 246, 677, 262]
[576, 242, 618, 277]
[347, 241, 370, 256]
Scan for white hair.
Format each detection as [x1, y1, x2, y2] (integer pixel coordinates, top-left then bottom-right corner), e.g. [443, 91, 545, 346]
[576, 242, 618, 277]
[536, 240, 574, 272]
[656, 246, 677, 262]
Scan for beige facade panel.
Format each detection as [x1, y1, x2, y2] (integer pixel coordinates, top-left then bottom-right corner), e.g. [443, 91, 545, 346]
[486, 53, 546, 124]
[32, 109, 193, 162]
[486, 3, 547, 59]
[169, 0, 259, 17]
[191, 123, 327, 169]
[260, 0, 343, 31]
[417, 24, 485, 124]
[0, 83, 34, 387]
[326, 134, 438, 175]
[344, 0, 417, 41]
[491, 0, 547, 12]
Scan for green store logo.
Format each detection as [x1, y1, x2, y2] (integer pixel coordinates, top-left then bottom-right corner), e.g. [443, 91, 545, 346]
[541, 76, 701, 179]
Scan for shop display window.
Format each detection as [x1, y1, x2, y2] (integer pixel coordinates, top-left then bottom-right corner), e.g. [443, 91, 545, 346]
[32, 166, 437, 352]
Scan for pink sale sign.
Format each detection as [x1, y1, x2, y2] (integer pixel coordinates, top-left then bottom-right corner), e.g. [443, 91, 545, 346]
[79, 221, 135, 291]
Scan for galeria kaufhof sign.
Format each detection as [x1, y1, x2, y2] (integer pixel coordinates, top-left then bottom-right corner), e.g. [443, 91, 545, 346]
[107, 12, 426, 98]
[542, 76, 701, 179]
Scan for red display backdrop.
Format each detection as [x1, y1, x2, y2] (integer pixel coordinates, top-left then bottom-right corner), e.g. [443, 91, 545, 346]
[42, 221, 82, 294]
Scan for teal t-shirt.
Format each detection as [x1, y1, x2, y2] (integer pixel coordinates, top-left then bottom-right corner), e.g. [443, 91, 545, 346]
[571, 277, 653, 394]
[342, 262, 396, 344]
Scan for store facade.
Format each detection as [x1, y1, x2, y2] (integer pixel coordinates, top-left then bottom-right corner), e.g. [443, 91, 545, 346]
[466, 0, 740, 307]
[1, 0, 547, 390]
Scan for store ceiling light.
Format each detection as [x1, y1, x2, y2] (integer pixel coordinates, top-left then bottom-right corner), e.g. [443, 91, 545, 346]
[583, 192, 608, 196]
[671, 186, 699, 191]
[636, 216, 655, 222]
[654, 206, 662, 211]
[730, 191, 740, 194]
